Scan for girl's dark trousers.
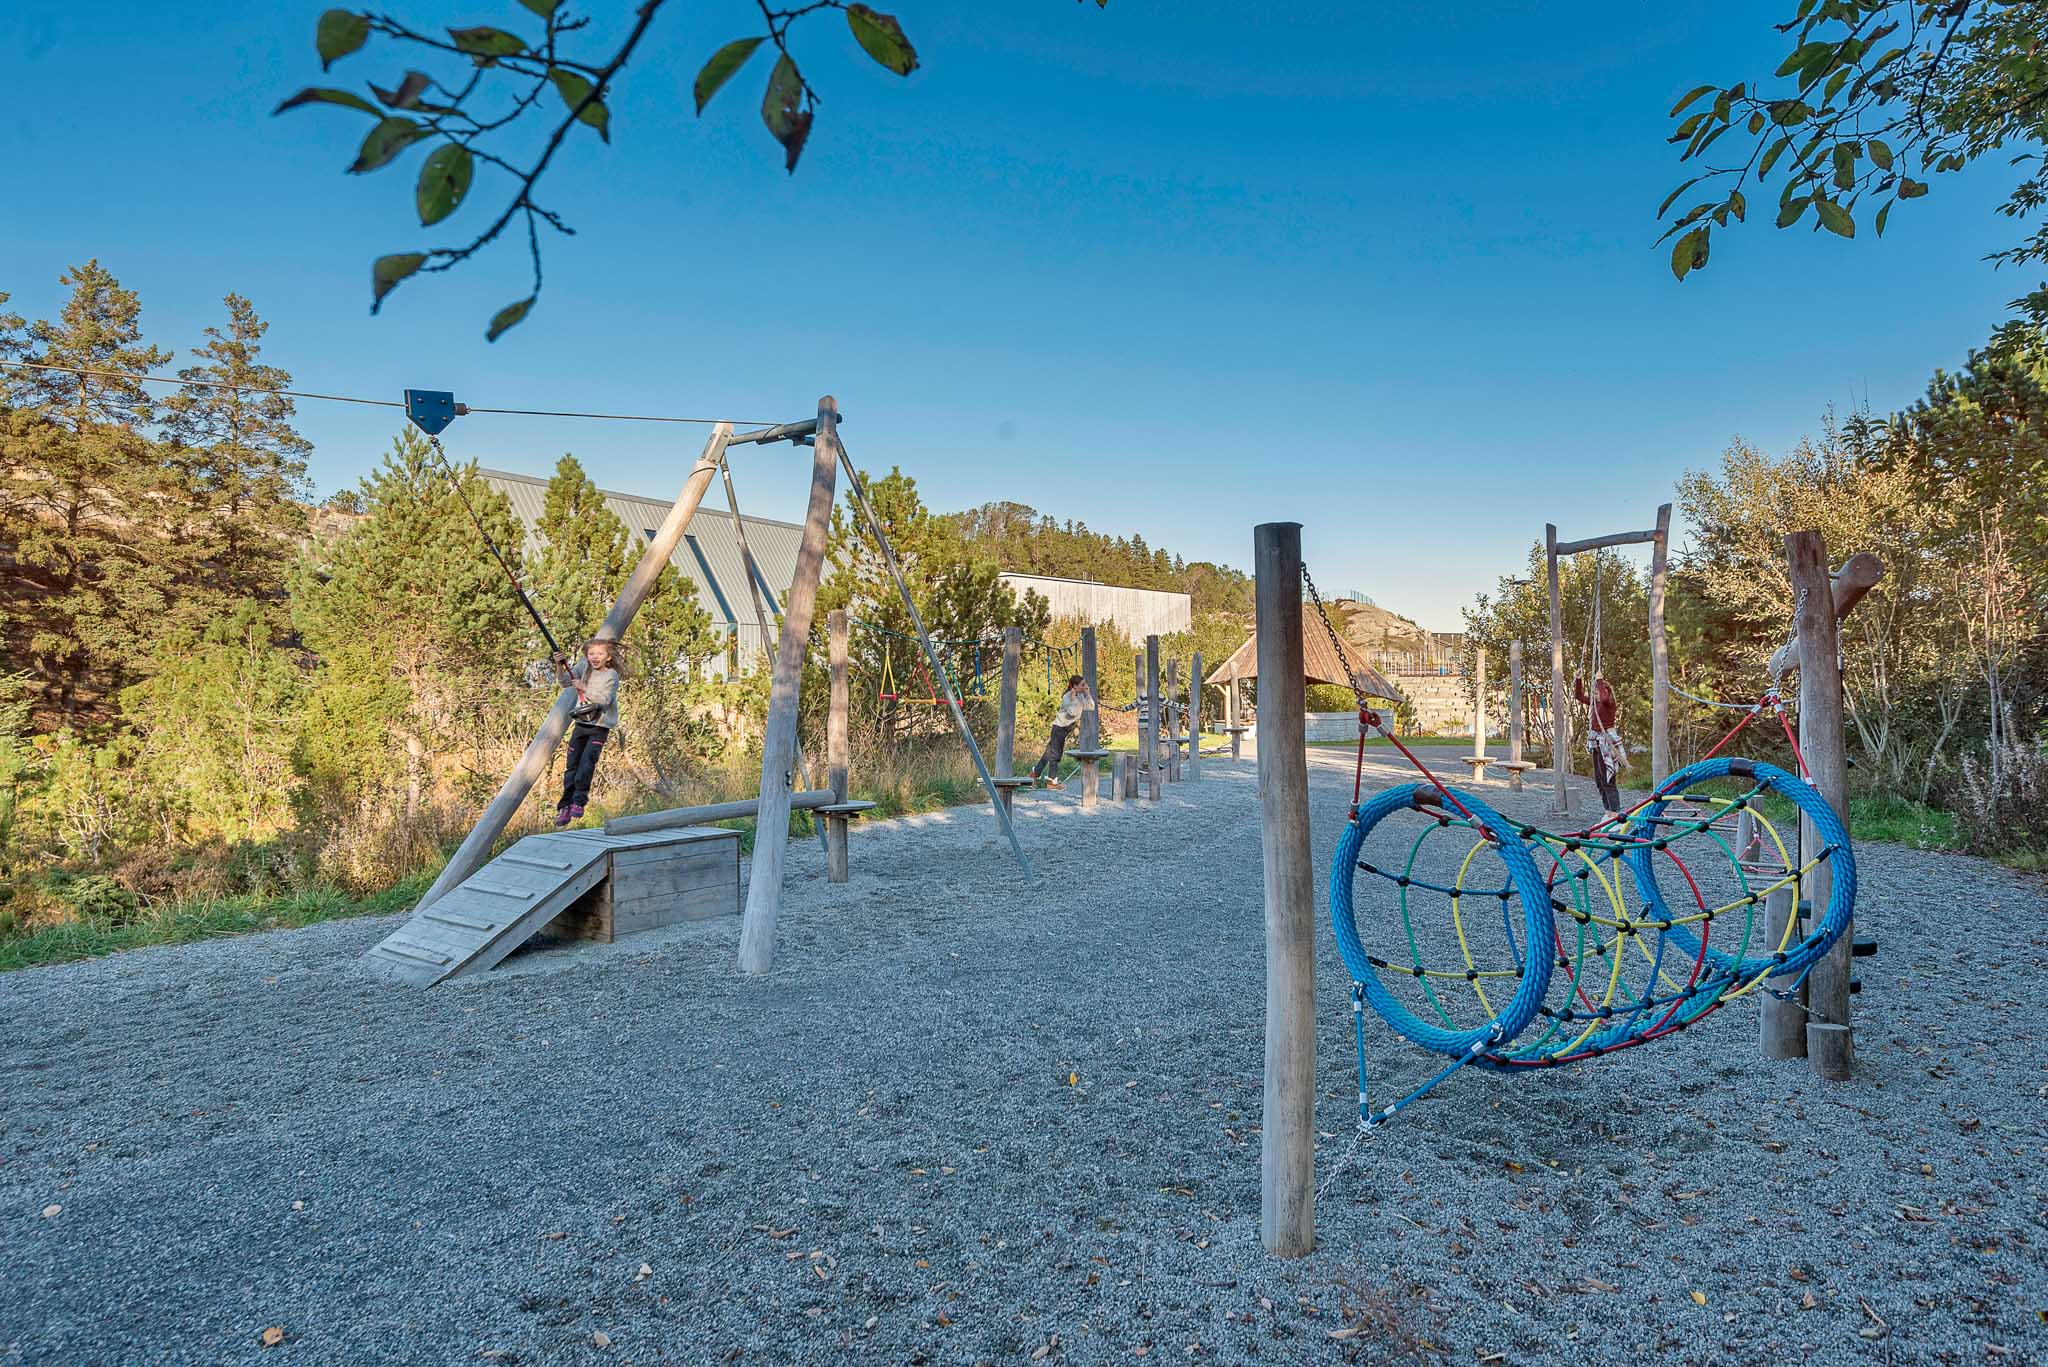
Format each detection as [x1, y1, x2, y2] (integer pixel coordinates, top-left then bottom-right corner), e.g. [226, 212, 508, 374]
[561, 722, 609, 808]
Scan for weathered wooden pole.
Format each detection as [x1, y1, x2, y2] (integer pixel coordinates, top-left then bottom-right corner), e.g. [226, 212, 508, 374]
[1508, 640, 1526, 793]
[1472, 645, 1488, 759]
[1145, 636, 1164, 801]
[412, 423, 733, 916]
[738, 399, 840, 976]
[1187, 650, 1203, 781]
[1115, 752, 1134, 802]
[1255, 522, 1315, 1258]
[996, 625, 1022, 815]
[1789, 529, 1853, 1080]
[1165, 660, 1183, 782]
[1079, 626, 1102, 809]
[1226, 675, 1242, 759]
[825, 609, 851, 883]
[1546, 523, 1570, 818]
[1649, 503, 1673, 786]
[1759, 884, 1806, 1059]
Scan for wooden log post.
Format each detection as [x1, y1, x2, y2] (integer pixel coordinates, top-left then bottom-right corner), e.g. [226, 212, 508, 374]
[737, 398, 840, 976]
[825, 609, 851, 883]
[1226, 675, 1242, 759]
[413, 423, 734, 917]
[1472, 645, 1488, 760]
[1759, 884, 1806, 1059]
[1255, 522, 1315, 1258]
[1115, 751, 1134, 802]
[996, 625, 1022, 815]
[1079, 627, 1101, 809]
[1187, 650, 1203, 781]
[1789, 529, 1853, 1080]
[1508, 640, 1526, 793]
[1145, 636, 1164, 801]
[1649, 503, 1673, 786]
[1546, 523, 1570, 818]
[1165, 660, 1183, 782]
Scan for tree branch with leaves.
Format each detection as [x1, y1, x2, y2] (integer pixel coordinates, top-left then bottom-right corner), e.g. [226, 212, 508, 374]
[1659, 1, 2048, 280]
[278, 2, 1106, 340]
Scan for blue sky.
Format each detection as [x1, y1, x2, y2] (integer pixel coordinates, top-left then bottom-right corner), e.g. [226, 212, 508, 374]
[6, 2, 2029, 627]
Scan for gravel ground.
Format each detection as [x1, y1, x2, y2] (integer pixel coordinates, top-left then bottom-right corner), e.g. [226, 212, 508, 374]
[3, 747, 2045, 1366]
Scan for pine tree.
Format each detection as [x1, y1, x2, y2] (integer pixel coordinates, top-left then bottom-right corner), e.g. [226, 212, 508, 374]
[0, 262, 176, 728]
[158, 294, 312, 629]
[529, 454, 628, 642]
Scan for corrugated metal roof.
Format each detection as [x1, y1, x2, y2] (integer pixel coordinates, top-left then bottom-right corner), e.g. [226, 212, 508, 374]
[479, 468, 803, 663]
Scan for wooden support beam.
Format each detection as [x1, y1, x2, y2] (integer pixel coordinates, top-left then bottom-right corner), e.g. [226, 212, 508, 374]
[1165, 659, 1183, 782]
[1508, 639, 1525, 792]
[1546, 523, 1570, 818]
[1472, 645, 1488, 759]
[1768, 552, 1887, 680]
[1145, 636, 1164, 801]
[414, 424, 733, 917]
[1226, 676, 1242, 759]
[826, 609, 851, 883]
[837, 435, 1032, 877]
[1789, 529, 1854, 1080]
[1649, 503, 1673, 786]
[1553, 527, 1660, 555]
[997, 626, 1022, 815]
[608, 789, 838, 836]
[1255, 522, 1315, 1258]
[739, 398, 840, 975]
[1759, 885, 1806, 1059]
[1187, 650, 1203, 781]
[1080, 627, 1101, 810]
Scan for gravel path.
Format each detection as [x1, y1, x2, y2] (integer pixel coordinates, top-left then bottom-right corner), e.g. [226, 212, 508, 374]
[3, 748, 2044, 1365]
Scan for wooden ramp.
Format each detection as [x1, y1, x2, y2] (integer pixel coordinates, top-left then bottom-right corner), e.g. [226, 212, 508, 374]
[363, 828, 734, 987]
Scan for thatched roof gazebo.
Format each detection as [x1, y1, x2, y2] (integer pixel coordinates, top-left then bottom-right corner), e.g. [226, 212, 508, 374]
[1204, 621, 1403, 703]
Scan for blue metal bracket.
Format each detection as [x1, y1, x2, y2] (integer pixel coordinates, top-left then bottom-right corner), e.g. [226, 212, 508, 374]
[404, 389, 460, 436]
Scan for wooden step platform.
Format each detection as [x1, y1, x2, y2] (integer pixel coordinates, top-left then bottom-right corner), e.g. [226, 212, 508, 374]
[364, 826, 739, 988]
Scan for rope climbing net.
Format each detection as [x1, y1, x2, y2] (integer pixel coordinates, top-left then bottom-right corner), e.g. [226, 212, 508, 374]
[1300, 565, 1856, 1132]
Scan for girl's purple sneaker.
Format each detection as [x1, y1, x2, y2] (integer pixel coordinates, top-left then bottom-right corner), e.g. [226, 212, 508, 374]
[554, 807, 573, 827]
[568, 804, 585, 818]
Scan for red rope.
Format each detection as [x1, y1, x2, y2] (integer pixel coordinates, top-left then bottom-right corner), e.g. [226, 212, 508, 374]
[1361, 709, 1481, 824]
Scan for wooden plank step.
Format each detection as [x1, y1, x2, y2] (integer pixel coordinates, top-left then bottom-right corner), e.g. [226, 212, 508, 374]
[376, 936, 453, 967]
[425, 909, 497, 932]
[500, 853, 576, 871]
[466, 880, 539, 901]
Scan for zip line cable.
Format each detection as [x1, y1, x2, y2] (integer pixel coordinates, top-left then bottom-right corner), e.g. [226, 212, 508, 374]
[0, 359, 780, 428]
[421, 430, 563, 657]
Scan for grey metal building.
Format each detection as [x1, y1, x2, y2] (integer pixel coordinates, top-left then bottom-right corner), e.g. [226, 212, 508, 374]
[480, 468, 802, 674]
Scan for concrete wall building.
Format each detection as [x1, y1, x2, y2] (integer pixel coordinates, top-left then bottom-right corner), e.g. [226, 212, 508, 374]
[998, 572, 1190, 640]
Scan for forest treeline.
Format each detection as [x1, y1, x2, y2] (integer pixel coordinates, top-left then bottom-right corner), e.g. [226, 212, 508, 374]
[0, 263, 1251, 941]
[1463, 319, 2048, 863]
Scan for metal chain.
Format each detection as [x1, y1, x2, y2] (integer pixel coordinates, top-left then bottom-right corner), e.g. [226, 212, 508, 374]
[1301, 562, 1369, 709]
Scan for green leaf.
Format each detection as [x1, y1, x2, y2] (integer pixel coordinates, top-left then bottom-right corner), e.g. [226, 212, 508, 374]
[415, 143, 473, 225]
[1875, 200, 1892, 237]
[1822, 66, 1849, 102]
[487, 297, 535, 343]
[1668, 84, 1716, 118]
[1814, 197, 1853, 237]
[1776, 40, 1832, 78]
[695, 37, 766, 114]
[1759, 136, 1789, 177]
[371, 252, 426, 312]
[274, 87, 381, 117]
[1777, 197, 1810, 228]
[349, 116, 428, 173]
[1670, 227, 1709, 281]
[518, 0, 560, 16]
[1868, 138, 1894, 171]
[1768, 100, 1811, 127]
[1656, 177, 1701, 219]
[761, 53, 813, 173]
[1898, 177, 1928, 198]
[1747, 110, 1765, 135]
[318, 11, 370, 70]
[847, 5, 919, 76]
[1728, 189, 1746, 223]
[550, 69, 610, 141]
[1833, 143, 1857, 190]
[448, 26, 526, 58]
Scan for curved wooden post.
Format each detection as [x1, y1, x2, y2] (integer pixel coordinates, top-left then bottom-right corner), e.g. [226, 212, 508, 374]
[738, 399, 840, 975]
[1255, 522, 1314, 1257]
[1165, 659, 1183, 782]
